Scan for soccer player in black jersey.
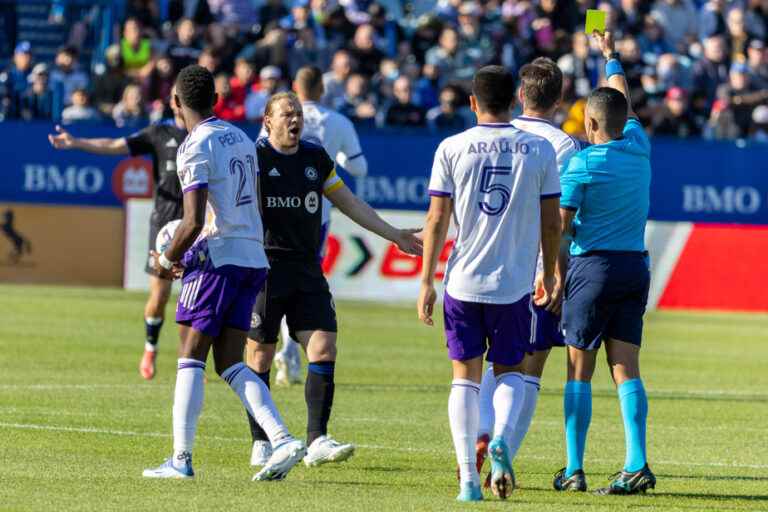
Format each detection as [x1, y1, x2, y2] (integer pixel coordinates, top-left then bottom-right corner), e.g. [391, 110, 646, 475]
[245, 92, 422, 467]
[48, 88, 186, 380]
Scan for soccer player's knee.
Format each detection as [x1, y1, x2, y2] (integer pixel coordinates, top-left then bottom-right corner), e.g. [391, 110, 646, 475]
[307, 333, 336, 362]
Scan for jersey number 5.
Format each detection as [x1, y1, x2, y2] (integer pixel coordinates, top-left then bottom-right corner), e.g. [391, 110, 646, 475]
[229, 155, 256, 207]
[478, 167, 512, 216]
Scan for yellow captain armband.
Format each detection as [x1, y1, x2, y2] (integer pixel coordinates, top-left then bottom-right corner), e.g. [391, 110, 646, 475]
[323, 168, 345, 194]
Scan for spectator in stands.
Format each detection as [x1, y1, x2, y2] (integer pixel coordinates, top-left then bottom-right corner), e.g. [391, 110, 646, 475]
[260, 0, 290, 30]
[121, 18, 153, 77]
[245, 66, 284, 122]
[168, 18, 202, 71]
[378, 75, 426, 127]
[238, 25, 290, 75]
[719, 61, 768, 137]
[230, 58, 255, 107]
[652, 87, 701, 137]
[5, 42, 33, 108]
[726, 8, 754, 62]
[703, 98, 741, 139]
[126, 0, 160, 34]
[369, 3, 402, 58]
[616, 0, 650, 37]
[426, 27, 475, 88]
[637, 15, 674, 58]
[657, 53, 693, 92]
[651, 0, 699, 51]
[693, 35, 730, 108]
[198, 47, 221, 74]
[214, 72, 246, 121]
[112, 84, 147, 128]
[323, 50, 353, 107]
[749, 104, 768, 141]
[348, 24, 384, 77]
[91, 45, 131, 117]
[208, 0, 258, 31]
[699, 0, 727, 40]
[745, 0, 768, 40]
[414, 63, 441, 110]
[747, 39, 768, 88]
[20, 63, 54, 121]
[337, 73, 377, 123]
[371, 58, 399, 101]
[456, 2, 493, 66]
[143, 55, 176, 104]
[50, 46, 89, 107]
[557, 31, 600, 99]
[427, 84, 469, 132]
[61, 89, 100, 124]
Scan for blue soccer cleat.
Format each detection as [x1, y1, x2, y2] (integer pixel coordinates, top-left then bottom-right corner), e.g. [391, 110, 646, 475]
[456, 481, 483, 502]
[142, 453, 194, 479]
[488, 436, 515, 500]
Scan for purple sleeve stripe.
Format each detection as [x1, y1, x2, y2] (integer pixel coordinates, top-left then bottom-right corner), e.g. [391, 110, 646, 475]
[540, 192, 562, 199]
[182, 182, 208, 193]
[429, 189, 452, 197]
[347, 152, 364, 160]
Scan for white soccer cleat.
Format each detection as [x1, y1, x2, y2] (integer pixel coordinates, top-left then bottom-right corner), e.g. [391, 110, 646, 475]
[142, 454, 194, 479]
[274, 352, 291, 387]
[250, 440, 273, 466]
[252, 438, 306, 481]
[303, 435, 355, 467]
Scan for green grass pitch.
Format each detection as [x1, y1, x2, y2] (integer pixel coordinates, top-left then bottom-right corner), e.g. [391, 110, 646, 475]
[1, 284, 767, 511]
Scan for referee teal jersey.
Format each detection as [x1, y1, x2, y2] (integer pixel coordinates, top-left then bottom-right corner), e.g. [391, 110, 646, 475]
[560, 118, 651, 256]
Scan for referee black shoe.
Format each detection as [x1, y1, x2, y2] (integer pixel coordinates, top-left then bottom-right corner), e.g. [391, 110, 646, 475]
[594, 464, 656, 495]
[553, 468, 587, 492]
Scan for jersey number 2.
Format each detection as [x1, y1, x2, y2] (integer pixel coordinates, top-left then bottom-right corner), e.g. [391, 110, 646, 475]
[478, 167, 512, 216]
[229, 155, 256, 206]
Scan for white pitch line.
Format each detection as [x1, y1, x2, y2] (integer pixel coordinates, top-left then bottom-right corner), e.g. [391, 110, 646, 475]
[1, 421, 766, 471]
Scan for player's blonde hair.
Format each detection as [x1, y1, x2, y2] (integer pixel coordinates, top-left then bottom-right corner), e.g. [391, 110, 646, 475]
[263, 92, 302, 134]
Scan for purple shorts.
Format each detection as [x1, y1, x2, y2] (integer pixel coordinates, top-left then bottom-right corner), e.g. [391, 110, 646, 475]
[176, 240, 268, 337]
[443, 292, 533, 366]
[530, 305, 565, 352]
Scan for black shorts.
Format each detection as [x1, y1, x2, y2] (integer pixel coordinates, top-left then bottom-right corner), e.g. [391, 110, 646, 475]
[562, 251, 650, 350]
[248, 260, 337, 343]
[145, 211, 183, 276]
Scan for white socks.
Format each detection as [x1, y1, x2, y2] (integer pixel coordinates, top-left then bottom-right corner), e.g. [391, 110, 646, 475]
[448, 379, 481, 486]
[221, 362, 291, 446]
[508, 376, 541, 460]
[477, 365, 495, 437]
[492, 372, 526, 446]
[172, 358, 206, 462]
[278, 317, 300, 359]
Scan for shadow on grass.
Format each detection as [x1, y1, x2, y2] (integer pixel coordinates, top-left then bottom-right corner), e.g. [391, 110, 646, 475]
[651, 492, 768, 502]
[657, 473, 768, 483]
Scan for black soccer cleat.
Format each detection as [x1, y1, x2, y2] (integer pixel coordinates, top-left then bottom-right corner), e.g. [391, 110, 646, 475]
[594, 464, 656, 495]
[553, 468, 588, 492]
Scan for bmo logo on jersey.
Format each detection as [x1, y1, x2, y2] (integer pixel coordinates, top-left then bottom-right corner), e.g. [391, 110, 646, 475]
[266, 196, 302, 208]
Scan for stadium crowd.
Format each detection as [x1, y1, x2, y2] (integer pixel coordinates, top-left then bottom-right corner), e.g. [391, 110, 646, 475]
[2, 0, 768, 140]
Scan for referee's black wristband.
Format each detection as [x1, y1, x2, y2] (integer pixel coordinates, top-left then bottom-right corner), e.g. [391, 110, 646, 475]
[608, 52, 621, 61]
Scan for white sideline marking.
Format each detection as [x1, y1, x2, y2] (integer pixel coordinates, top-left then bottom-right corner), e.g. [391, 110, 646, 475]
[1, 421, 766, 471]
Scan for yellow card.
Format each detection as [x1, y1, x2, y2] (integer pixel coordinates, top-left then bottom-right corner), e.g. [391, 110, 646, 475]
[585, 9, 606, 34]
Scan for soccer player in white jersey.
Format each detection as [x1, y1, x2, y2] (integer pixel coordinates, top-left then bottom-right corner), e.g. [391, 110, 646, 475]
[258, 66, 368, 387]
[474, 58, 579, 484]
[418, 65, 562, 501]
[142, 65, 305, 481]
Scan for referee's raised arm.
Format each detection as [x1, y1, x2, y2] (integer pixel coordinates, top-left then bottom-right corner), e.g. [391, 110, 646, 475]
[593, 31, 638, 121]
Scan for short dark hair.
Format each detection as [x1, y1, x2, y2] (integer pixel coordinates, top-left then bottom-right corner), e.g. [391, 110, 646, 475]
[472, 65, 516, 115]
[586, 87, 628, 136]
[294, 66, 324, 97]
[176, 65, 216, 112]
[519, 58, 562, 112]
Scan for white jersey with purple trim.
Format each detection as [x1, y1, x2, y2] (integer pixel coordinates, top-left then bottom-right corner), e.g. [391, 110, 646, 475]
[177, 117, 269, 269]
[259, 101, 367, 224]
[428, 123, 561, 304]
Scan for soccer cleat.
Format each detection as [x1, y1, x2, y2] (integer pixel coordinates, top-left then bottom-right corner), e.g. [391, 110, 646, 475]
[250, 440, 273, 466]
[594, 465, 656, 495]
[253, 438, 306, 481]
[142, 453, 194, 479]
[456, 481, 483, 502]
[553, 467, 588, 491]
[456, 433, 490, 482]
[303, 435, 355, 467]
[139, 349, 156, 380]
[488, 436, 515, 499]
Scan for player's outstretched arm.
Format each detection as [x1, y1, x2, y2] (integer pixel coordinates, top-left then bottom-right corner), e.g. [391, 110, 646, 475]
[593, 31, 638, 120]
[47, 125, 129, 155]
[417, 195, 452, 326]
[325, 183, 422, 255]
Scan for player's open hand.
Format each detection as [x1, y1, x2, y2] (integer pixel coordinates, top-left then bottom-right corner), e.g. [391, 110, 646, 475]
[150, 250, 184, 280]
[592, 30, 615, 60]
[395, 228, 423, 256]
[417, 282, 437, 326]
[533, 272, 559, 313]
[48, 125, 77, 150]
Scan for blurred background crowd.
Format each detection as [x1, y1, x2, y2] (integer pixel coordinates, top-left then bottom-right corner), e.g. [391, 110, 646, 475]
[1, 0, 768, 141]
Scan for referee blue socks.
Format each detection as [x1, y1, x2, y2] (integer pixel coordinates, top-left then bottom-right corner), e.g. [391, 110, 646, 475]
[618, 378, 648, 472]
[564, 380, 592, 477]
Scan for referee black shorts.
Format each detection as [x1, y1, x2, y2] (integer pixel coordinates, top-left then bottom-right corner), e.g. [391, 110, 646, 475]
[248, 260, 337, 343]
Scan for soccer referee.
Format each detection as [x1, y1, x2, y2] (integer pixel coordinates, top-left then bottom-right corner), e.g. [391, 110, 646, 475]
[553, 31, 655, 495]
[48, 88, 186, 380]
